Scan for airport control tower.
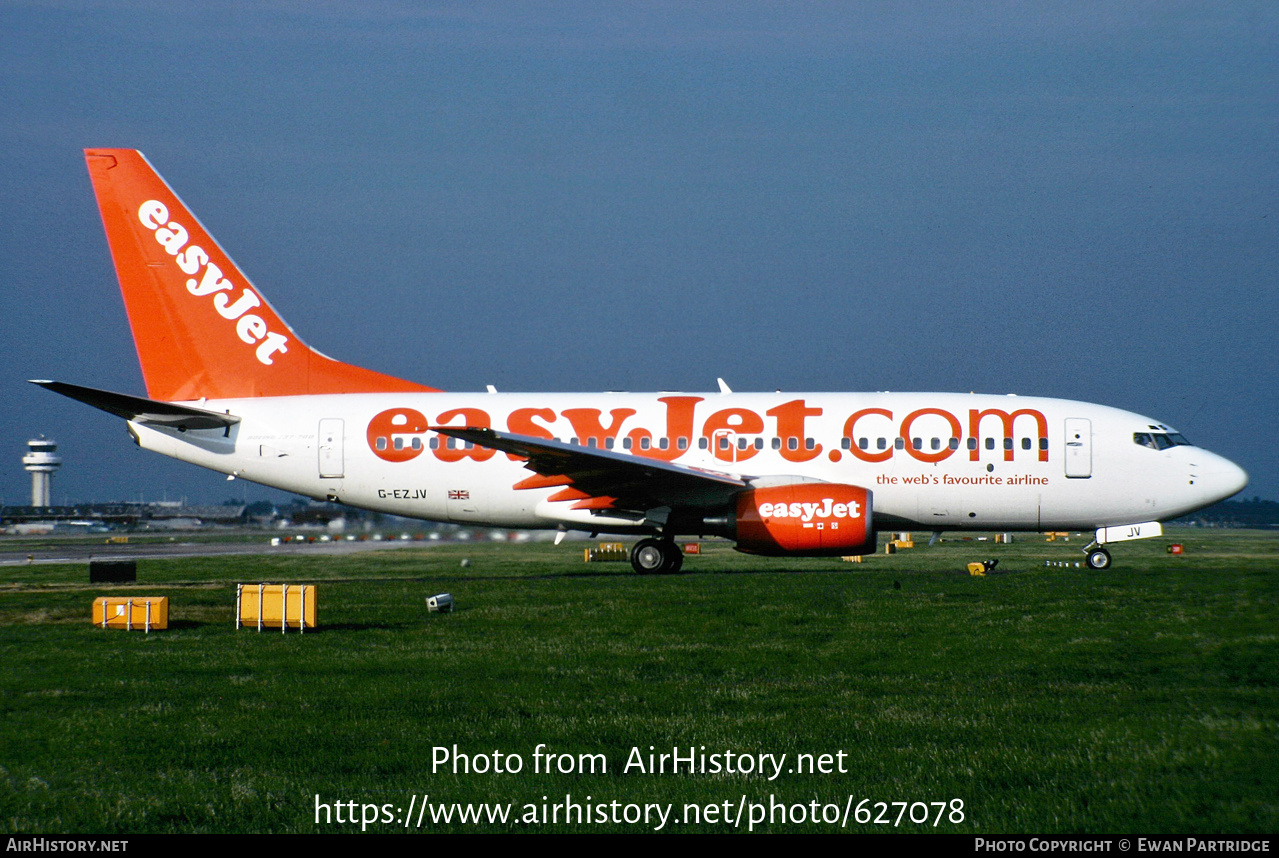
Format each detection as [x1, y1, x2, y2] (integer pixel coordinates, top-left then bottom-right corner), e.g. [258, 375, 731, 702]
[22, 436, 62, 507]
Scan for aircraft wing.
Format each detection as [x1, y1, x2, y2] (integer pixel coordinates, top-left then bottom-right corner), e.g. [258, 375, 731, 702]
[31, 380, 241, 431]
[431, 426, 747, 512]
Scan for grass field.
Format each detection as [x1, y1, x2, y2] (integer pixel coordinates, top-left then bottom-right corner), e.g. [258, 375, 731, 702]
[1, 528, 1275, 833]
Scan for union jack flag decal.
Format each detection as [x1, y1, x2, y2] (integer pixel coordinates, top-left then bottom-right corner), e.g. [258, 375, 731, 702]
[448, 489, 470, 500]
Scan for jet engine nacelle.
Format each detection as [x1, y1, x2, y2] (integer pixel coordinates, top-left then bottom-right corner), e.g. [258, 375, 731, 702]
[733, 483, 875, 556]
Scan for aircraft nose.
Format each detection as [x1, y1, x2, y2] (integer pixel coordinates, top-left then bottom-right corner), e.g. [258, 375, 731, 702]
[1199, 453, 1249, 504]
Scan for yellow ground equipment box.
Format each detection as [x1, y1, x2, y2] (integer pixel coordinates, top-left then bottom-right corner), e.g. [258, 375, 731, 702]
[92, 596, 168, 632]
[584, 542, 628, 562]
[236, 583, 317, 632]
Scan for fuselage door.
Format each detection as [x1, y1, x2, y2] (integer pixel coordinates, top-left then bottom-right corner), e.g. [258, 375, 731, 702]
[1064, 418, 1092, 479]
[318, 418, 345, 479]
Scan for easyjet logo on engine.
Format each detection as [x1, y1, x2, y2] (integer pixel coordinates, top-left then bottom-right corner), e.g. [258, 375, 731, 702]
[735, 483, 874, 556]
[757, 498, 862, 522]
[137, 200, 289, 365]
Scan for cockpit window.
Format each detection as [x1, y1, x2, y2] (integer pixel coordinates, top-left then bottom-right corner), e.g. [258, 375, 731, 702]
[1133, 432, 1192, 450]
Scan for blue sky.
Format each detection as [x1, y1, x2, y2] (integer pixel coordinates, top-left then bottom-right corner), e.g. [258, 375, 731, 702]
[1, 2, 1275, 506]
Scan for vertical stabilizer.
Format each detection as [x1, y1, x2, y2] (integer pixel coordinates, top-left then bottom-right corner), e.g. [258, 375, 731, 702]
[84, 149, 437, 401]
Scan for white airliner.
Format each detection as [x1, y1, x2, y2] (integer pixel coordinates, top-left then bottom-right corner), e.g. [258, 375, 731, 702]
[36, 149, 1248, 574]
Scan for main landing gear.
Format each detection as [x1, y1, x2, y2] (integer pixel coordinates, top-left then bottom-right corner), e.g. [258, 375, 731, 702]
[630, 538, 684, 574]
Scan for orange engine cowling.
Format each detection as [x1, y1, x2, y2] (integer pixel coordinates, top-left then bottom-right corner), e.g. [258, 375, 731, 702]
[734, 483, 874, 556]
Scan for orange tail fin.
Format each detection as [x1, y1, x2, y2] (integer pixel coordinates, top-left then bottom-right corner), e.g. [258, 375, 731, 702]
[84, 149, 437, 401]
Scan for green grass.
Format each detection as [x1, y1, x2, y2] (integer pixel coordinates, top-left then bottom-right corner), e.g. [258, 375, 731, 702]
[1, 529, 1276, 833]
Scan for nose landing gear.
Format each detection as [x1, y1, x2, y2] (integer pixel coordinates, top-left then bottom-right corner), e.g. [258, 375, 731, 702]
[1084, 546, 1112, 570]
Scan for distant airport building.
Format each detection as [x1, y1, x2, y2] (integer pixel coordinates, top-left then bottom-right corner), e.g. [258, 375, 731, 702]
[0, 501, 247, 530]
[22, 436, 62, 508]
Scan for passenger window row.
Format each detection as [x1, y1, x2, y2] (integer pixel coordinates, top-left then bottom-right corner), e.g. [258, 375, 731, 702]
[376, 434, 1053, 454]
[841, 436, 1049, 452]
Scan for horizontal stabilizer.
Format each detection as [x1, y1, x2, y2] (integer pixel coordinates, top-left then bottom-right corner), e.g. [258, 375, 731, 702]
[30, 380, 240, 431]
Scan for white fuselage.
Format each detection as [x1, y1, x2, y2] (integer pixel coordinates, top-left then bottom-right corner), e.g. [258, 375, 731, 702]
[129, 390, 1247, 535]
